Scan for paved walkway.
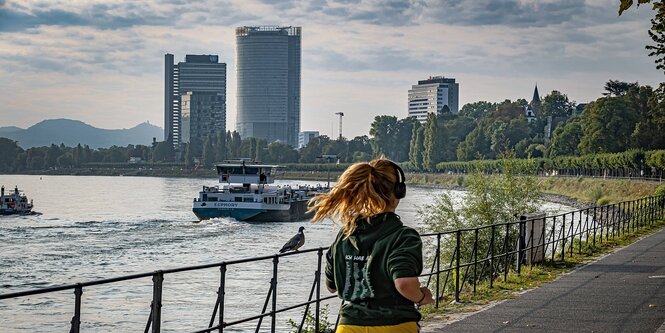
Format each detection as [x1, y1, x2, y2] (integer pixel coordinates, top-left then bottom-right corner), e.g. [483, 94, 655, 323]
[421, 227, 665, 333]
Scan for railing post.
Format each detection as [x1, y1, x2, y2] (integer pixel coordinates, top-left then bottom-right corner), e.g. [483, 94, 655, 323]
[517, 216, 525, 275]
[490, 225, 495, 288]
[592, 207, 597, 248]
[473, 229, 478, 294]
[315, 248, 323, 333]
[455, 230, 461, 303]
[219, 264, 226, 333]
[151, 271, 164, 333]
[271, 256, 278, 333]
[69, 284, 83, 333]
[561, 215, 566, 261]
[436, 234, 441, 307]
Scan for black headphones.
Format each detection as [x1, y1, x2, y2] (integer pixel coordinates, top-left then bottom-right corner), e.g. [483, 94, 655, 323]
[386, 160, 406, 199]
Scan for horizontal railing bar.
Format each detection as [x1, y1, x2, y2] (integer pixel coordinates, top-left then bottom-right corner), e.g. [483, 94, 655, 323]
[0, 248, 329, 300]
[222, 295, 337, 327]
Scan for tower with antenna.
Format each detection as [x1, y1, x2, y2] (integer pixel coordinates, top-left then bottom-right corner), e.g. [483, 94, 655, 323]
[335, 112, 344, 139]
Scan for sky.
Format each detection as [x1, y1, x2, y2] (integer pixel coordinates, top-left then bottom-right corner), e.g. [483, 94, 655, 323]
[0, 0, 663, 140]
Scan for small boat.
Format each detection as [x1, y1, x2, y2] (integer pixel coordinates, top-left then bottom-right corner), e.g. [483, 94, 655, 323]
[1, 186, 35, 215]
[192, 160, 326, 222]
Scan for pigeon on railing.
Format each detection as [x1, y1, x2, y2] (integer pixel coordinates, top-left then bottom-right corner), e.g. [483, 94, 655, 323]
[279, 226, 305, 253]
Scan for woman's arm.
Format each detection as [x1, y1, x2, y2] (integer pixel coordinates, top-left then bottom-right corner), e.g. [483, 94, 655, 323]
[394, 277, 434, 305]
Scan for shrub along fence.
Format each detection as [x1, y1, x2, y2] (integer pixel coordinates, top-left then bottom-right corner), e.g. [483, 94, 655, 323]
[0, 195, 662, 332]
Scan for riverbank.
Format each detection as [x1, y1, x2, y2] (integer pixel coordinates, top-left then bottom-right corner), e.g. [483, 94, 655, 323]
[6, 168, 659, 203]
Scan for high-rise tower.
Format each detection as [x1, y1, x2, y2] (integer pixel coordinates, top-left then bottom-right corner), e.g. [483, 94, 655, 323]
[235, 26, 301, 147]
[164, 54, 226, 150]
[407, 76, 459, 123]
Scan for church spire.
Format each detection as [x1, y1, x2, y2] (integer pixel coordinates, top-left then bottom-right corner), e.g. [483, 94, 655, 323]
[532, 84, 540, 105]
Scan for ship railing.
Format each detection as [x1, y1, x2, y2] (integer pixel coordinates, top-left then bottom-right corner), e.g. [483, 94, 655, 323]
[0, 195, 663, 332]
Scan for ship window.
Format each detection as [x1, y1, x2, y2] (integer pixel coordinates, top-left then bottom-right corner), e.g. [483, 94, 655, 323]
[208, 197, 218, 201]
[243, 197, 253, 202]
[235, 197, 242, 202]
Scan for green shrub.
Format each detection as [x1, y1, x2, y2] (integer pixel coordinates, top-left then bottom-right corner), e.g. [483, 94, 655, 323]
[585, 185, 605, 202]
[596, 196, 611, 206]
[456, 175, 465, 187]
[654, 183, 665, 197]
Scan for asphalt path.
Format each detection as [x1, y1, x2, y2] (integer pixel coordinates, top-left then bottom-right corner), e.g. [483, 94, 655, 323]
[422, 227, 665, 333]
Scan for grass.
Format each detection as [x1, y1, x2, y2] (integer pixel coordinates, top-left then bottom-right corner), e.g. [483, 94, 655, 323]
[418, 218, 665, 324]
[405, 173, 659, 203]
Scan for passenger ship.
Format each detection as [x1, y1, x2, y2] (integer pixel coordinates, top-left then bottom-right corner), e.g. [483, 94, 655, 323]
[192, 161, 325, 222]
[0, 186, 35, 215]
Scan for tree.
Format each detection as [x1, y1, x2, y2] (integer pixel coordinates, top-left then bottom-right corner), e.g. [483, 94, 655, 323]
[422, 113, 442, 171]
[419, 156, 541, 280]
[202, 136, 215, 166]
[0, 138, 23, 172]
[369, 115, 399, 159]
[152, 141, 175, 162]
[579, 97, 639, 154]
[460, 101, 496, 119]
[603, 80, 640, 97]
[539, 90, 574, 118]
[549, 117, 583, 157]
[619, 0, 665, 74]
[184, 143, 194, 169]
[215, 130, 227, 162]
[408, 122, 424, 170]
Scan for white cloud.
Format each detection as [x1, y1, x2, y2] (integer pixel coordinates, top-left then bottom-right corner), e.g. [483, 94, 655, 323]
[0, 0, 663, 139]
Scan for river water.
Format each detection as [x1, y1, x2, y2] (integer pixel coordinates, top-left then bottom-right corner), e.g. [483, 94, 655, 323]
[0, 175, 572, 332]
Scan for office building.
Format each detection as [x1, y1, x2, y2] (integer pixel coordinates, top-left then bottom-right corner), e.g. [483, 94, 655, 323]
[407, 76, 459, 123]
[235, 26, 301, 147]
[181, 92, 226, 156]
[298, 131, 319, 149]
[164, 54, 226, 148]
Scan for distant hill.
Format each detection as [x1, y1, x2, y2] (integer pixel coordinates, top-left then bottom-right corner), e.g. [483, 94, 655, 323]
[0, 119, 163, 149]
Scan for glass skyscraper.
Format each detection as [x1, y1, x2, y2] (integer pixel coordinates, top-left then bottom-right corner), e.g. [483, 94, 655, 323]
[235, 26, 301, 147]
[164, 54, 226, 147]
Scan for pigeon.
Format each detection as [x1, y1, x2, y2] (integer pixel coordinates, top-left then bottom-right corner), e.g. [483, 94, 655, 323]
[279, 226, 305, 253]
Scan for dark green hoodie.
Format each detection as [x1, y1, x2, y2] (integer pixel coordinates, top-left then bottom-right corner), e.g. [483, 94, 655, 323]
[325, 212, 423, 326]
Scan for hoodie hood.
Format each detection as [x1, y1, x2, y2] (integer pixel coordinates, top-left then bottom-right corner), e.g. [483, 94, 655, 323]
[348, 212, 403, 253]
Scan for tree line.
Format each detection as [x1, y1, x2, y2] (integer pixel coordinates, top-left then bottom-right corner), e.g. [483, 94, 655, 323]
[1, 80, 664, 173]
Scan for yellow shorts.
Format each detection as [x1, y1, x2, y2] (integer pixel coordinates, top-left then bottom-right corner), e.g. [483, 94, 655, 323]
[336, 321, 418, 333]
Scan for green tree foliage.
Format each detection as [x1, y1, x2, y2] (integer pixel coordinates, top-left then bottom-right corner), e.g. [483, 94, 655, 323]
[347, 135, 372, 162]
[265, 142, 299, 164]
[539, 90, 574, 118]
[579, 97, 639, 154]
[215, 130, 227, 162]
[0, 138, 23, 172]
[619, 0, 665, 74]
[152, 141, 175, 162]
[603, 80, 640, 97]
[549, 117, 583, 158]
[202, 136, 215, 166]
[299, 135, 331, 163]
[184, 143, 194, 169]
[369, 115, 399, 159]
[423, 113, 443, 171]
[419, 156, 541, 280]
[408, 122, 424, 170]
[460, 101, 496, 119]
[630, 85, 665, 149]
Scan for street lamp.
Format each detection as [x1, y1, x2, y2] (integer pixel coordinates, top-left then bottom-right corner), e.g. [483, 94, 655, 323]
[319, 154, 338, 188]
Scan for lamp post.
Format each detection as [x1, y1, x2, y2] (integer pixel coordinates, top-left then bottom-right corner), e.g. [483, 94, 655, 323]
[319, 154, 337, 188]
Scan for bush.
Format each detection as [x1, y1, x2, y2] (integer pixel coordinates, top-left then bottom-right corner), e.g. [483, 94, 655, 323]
[654, 183, 665, 197]
[596, 196, 611, 206]
[585, 185, 605, 202]
[456, 175, 465, 187]
[419, 156, 542, 285]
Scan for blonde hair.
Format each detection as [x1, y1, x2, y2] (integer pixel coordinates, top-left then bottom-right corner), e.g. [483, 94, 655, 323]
[308, 158, 402, 238]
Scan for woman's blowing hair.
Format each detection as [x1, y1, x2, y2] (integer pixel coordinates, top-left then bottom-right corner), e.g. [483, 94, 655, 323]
[308, 158, 401, 238]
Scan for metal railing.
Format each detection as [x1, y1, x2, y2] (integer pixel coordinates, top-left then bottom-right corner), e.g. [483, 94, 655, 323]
[0, 195, 663, 332]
